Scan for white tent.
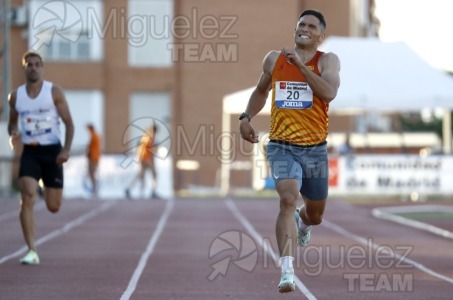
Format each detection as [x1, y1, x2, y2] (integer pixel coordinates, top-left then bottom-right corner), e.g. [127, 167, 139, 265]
[321, 37, 453, 112]
[220, 37, 453, 195]
[224, 37, 453, 112]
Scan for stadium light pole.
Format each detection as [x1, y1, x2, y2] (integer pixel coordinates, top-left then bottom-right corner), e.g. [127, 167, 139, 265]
[1, 0, 11, 121]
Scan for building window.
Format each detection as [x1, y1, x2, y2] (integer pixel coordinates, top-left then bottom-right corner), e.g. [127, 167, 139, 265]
[40, 32, 91, 61]
[29, 0, 103, 62]
[128, 0, 174, 67]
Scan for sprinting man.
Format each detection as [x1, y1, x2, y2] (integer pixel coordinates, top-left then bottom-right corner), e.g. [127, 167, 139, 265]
[8, 51, 75, 265]
[239, 10, 340, 293]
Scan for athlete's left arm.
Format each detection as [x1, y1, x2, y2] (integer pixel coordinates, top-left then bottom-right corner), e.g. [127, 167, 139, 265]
[53, 85, 74, 160]
[300, 52, 341, 103]
[7, 91, 21, 149]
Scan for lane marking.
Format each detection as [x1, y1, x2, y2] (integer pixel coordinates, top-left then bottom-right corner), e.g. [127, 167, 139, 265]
[372, 205, 453, 239]
[321, 219, 453, 284]
[225, 198, 317, 300]
[120, 199, 175, 300]
[0, 201, 116, 265]
[0, 201, 46, 223]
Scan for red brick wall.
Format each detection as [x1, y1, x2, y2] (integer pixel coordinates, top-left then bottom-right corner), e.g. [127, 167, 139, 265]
[6, 0, 357, 190]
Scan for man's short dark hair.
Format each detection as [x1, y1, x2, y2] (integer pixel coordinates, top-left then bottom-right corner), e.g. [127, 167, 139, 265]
[22, 51, 43, 67]
[299, 10, 326, 31]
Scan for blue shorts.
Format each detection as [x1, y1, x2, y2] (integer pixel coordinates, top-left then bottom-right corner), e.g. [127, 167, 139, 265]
[266, 140, 329, 200]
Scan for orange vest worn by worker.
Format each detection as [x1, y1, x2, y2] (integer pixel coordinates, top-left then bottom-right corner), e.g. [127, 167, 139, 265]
[137, 132, 157, 163]
[87, 130, 101, 163]
[269, 51, 328, 146]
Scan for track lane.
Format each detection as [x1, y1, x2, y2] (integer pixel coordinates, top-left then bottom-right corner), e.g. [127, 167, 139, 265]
[128, 198, 308, 299]
[231, 197, 453, 299]
[0, 199, 168, 300]
[1, 197, 452, 299]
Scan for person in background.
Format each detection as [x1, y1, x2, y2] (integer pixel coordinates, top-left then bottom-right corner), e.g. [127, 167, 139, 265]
[125, 124, 159, 199]
[239, 10, 340, 293]
[86, 123, 101, 197]
[337, 133, 354, 155]
[7, 51, 74, 265]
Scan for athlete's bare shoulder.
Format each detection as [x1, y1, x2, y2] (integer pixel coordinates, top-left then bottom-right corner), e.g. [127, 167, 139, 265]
[51, 84, 65, 96]
[319, 52, 341, 70]
[264, 50, 280, 64]
[51, 83, 64, 92]
[8, 90, 17, 106]
[263, 50, 281, 74]
[51, 84, 67, 105]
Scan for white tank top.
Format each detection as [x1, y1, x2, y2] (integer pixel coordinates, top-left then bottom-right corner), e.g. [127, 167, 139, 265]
[16, 81, 61, 145]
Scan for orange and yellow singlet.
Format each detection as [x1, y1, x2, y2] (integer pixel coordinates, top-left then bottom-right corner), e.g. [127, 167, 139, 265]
[269, 51, 329, 146]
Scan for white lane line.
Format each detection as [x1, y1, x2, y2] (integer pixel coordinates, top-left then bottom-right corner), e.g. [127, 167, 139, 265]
[0, 201, 46, 223]
[120, 199, 175, 300]
[0, 201, 116, 265]
[321, 219, 453, 284]
[372, 205, 453, 239]
[225, 198, 317, 300]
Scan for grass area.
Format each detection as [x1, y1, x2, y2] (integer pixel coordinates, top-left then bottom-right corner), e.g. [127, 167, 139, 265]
[396, 212, 453, 221]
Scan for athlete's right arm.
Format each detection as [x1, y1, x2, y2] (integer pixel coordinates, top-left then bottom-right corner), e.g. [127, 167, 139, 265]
[239, 51, 279, 143]
[7, 91, 20, 149]
[244, 51, 278, 118]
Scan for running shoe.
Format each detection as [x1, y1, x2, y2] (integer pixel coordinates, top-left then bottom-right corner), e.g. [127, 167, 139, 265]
[294, 208, 312, 246]
[20, 250, 40, 265]
[278, 269, 296, 293]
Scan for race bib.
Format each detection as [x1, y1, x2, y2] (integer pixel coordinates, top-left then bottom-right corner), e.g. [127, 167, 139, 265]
[24, 116, 52, 136]
[275, 81, 313, 109]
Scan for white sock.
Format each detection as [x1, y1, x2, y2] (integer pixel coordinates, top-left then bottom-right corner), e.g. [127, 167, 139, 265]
[279, 256, 294, 273]
[297, 208, 312, 233]
[298, 218, 311, 233]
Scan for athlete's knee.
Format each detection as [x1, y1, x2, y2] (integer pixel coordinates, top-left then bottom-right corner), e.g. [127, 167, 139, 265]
[46, 202, 61, 213]
[20, 198, 35, 211]
[45, 197, 62, 213]
[20, 190, 36, 208]
[279, 192, 297, 213]
[306, 212, 323, 225]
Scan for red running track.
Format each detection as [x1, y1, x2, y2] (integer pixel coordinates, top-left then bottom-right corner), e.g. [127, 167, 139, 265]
[0, 196, 452, 299]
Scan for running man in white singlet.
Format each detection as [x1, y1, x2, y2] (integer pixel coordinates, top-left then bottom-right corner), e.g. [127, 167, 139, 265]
[7, 51, 74, 265]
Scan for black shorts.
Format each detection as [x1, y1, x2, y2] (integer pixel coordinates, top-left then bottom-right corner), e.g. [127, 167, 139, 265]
[19, 144, 64, 188]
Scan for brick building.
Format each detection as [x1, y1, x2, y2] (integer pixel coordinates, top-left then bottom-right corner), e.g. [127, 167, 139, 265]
[1, 0, 379, 192]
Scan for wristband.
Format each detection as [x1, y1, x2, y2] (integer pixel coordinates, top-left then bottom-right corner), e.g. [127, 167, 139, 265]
[239, 112, 251, 122]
